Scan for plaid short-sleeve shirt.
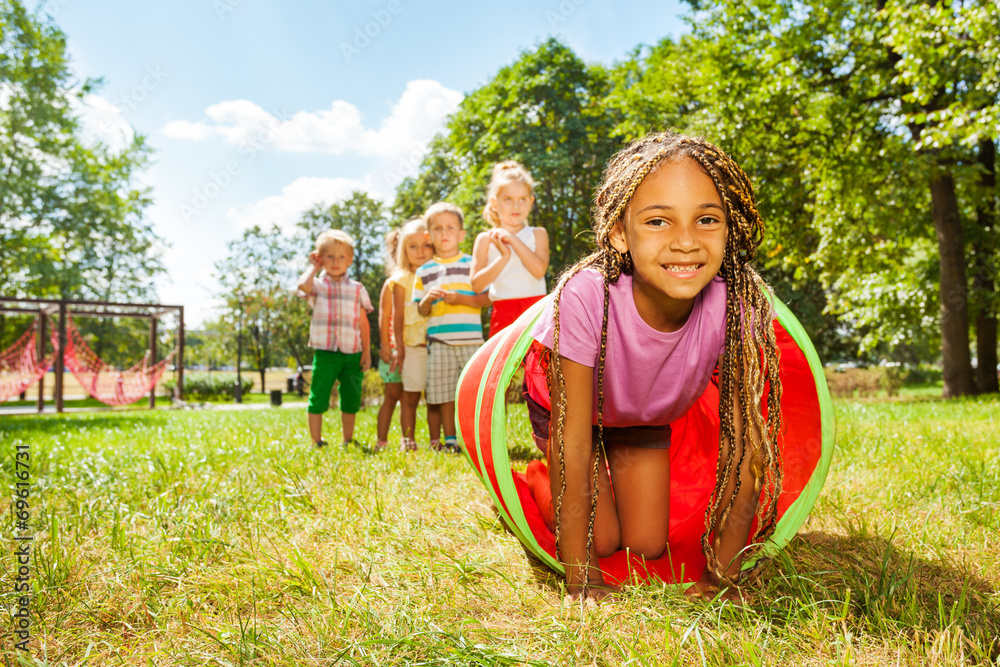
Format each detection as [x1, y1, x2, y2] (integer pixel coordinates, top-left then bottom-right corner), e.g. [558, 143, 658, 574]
[309, 274, 373, 353]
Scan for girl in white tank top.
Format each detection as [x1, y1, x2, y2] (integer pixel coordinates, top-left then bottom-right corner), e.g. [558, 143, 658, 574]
[471, 161, 550, 337]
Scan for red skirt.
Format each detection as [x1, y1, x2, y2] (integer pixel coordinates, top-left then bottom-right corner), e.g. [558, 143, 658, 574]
[489, 296, 545, 339]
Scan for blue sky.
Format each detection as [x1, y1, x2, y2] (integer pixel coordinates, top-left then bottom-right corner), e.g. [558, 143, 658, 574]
[51, 0, 688, 325]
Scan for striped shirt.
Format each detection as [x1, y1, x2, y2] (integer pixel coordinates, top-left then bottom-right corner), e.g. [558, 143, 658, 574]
[412, 254, 484, 345]
[309, 274, 373, 353]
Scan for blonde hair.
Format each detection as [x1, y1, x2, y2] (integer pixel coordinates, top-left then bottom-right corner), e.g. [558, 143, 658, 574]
[393, 217, 427, 273]
[424, 202, 465, 229]
[549, 131, 783, 589]
[483, 160, 536, 227]
[315, 229, 354, 253]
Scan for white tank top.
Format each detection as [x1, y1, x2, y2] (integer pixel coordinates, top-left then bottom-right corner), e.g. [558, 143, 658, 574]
[487, 225, 547, 300]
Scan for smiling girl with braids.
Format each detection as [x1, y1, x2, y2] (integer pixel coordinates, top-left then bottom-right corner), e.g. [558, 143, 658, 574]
[522, 131, 783, 602]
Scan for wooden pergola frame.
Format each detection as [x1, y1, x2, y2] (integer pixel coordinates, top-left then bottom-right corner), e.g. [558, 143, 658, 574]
[0, 297, 185, 413]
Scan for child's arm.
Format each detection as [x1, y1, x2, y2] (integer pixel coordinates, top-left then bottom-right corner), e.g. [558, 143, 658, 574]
[297, 252, 322, 295]
[470, 231, 510, 293]
[378, 280, 394, 365]
[417, 287, 445, 317]
[550, 355, 615, 600]
[359, 312, 372, 371]
[501, 226, 550, 279]
[392, 283, 407, 372]
[444, 291, 492, 308]
[688, 356, 762, 601]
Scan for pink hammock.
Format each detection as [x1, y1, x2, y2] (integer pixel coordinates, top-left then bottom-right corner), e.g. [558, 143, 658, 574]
[0, 323, 58, 402]
[63, 316, 175, 406]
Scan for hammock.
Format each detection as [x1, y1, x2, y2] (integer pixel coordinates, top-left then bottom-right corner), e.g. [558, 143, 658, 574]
[63, 316, 175, 406]
[0, 323, 58, 403]
[456, 294, 835, 587]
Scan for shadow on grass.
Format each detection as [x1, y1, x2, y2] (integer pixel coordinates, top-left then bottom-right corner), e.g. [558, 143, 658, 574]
[0, 411, 171, 437]
[768, 528, 999, 659]
[500, 511, 999, 660]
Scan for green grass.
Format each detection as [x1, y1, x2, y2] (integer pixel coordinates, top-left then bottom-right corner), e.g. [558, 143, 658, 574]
[1, 395, 998, 664]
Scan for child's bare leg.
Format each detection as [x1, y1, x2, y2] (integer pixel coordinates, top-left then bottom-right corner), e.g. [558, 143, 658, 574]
[608, 445, 671, 559]
[427, 402, 442, 446]
[440, 400, 456, 437]
[308, 412, 323, 443]
[401, 391, 421, 439]
[377, 382, 402, 442]
[341, 412, 356, 443]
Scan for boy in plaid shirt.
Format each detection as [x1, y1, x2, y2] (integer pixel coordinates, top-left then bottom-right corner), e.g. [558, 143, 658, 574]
[298, 229, 373, 448]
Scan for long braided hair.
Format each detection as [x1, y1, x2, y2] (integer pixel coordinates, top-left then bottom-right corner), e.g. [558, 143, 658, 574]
[549, 131, 783, 585]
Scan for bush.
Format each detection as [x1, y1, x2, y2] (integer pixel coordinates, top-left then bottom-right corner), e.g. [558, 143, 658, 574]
[163, 372, 254, 400]
[362, 368, 383, 406]
[899, 364, 943, 386]
[823, 367, 902, 398]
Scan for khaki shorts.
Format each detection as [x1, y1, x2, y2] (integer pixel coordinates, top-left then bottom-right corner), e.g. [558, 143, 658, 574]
[402, 345, 428, 393]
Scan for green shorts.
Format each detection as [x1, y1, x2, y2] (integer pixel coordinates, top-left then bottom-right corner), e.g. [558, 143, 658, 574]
[378, 358, 402, 384]
[308, 349, 363, 414]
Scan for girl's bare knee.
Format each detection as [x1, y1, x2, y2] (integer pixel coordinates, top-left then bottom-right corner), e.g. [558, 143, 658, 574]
[594, 530, 621, 558]
[625, 539, 666, 560]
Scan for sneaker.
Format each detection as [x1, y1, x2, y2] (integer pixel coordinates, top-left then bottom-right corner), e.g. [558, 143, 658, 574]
[314, 440, 328, 448]
[343, 439, 358, 448]
[400, 438, 417, 452]
[376, 440, 389, 452]
[445, 442, 463, 454]
[430, 439, 442, 452]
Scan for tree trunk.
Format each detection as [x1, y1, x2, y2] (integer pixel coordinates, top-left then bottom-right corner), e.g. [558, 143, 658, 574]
[930, 169, 977, 397]
[974, 139, 998, 393]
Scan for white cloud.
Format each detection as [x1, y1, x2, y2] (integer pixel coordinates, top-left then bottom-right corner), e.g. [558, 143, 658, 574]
[226, 176, 377, 234]
[76, 94, 136, 152]
[161, 79, 462, 158]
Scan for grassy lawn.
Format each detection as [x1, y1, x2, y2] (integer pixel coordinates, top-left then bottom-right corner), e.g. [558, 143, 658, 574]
[1, 395, 998, 665]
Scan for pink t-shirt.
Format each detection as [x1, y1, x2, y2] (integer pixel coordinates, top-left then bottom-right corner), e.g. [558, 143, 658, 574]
[531, 269, 727, 427]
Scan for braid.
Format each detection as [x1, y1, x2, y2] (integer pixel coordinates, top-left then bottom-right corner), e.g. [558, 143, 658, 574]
[550, 130, 783, 589]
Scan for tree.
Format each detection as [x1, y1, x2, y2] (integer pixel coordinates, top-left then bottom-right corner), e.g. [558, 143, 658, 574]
[0, 0, 161, 303]
[214, 225, 298, 392]
[880, 0, 1000, 390]
[393, 38, 625, 278]
[298, 190, 390, 360]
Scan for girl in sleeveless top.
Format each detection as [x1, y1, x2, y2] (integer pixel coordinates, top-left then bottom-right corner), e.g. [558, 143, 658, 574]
[471, 161, 550, 337]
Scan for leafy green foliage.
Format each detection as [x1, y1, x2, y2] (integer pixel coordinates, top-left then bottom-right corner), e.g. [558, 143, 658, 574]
[394, 38, 625, 278]
[213, 225, 300, 392]
[0, 0, 161, 303]
[161, 372, 252, 400]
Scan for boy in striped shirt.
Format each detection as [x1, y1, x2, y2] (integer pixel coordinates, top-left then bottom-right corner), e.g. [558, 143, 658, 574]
[298, 229, 373, 448]
[413, 203, 491, 452]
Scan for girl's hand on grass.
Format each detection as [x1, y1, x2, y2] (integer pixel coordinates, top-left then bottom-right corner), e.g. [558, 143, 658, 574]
[685, 571, 746, 605]
[566, 581, 620, 604]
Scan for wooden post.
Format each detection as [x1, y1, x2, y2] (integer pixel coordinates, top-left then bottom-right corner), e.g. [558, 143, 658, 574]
[56, 301, 66, 413]
[149, 315, 158, 408]
[178, 306, 185, 400]
[37, 312, 46, 414]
